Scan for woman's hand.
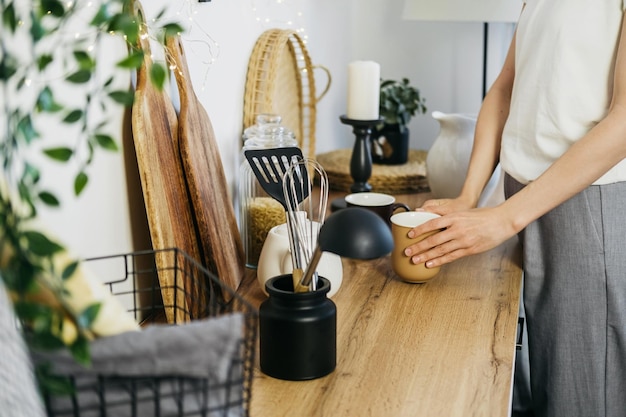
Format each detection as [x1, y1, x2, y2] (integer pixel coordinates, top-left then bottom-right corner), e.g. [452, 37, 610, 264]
[419, 195, 475, 216]
[404, 205, 517, 269]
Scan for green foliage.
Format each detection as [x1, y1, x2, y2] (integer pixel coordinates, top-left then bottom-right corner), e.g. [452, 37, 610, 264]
[379, 78, 427, 127]
[0, 0, 184, 391]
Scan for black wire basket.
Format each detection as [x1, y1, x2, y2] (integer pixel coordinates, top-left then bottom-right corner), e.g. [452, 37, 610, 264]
[37, 248, 257, 417]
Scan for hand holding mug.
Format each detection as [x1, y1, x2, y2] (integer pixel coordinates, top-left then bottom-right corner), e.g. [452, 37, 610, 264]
[390, 211, 442, 283]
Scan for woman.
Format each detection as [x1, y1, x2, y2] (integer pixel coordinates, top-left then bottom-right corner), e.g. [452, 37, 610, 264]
[406, 1, 626, 416]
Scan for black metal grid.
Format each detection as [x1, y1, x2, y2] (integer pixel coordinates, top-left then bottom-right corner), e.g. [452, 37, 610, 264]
[40, 248, 257, 417]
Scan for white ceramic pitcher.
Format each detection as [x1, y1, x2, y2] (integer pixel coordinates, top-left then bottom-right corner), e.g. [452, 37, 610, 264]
[426, 111, 501, 207]
[257, 222, 343, 297]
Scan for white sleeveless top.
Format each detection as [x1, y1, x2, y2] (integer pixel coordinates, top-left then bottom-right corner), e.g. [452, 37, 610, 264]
[500, 0, 626, 185]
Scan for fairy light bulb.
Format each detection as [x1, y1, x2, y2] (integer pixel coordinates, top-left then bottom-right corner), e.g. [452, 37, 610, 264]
[251, 0, 309, 39]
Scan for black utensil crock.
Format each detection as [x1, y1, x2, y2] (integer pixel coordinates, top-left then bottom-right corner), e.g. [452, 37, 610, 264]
[259, 274, 337, 380]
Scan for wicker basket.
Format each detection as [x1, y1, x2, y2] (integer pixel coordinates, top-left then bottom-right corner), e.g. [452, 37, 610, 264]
[243, 29, 330, 158]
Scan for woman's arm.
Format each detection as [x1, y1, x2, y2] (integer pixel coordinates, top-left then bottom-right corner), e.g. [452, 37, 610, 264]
[420, 30, 516, 214]
[407, 12, 626, 268]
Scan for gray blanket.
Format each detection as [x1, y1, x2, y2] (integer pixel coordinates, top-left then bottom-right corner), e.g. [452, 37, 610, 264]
[32, 313, 245, 417]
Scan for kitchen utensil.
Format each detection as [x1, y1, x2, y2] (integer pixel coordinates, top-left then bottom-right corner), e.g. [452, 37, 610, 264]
[166, 35, 245, 300]
[130, 1, 200, 322]
[282, 158, 329, 292]
[244, 147, 309, 290]
[243, 147, 307, 209]
[300, 207, 394, 289]
[239, 116, 298, 267]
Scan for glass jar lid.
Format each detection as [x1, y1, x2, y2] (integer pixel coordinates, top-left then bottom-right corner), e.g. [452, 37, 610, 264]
[243, 113, 297, 149]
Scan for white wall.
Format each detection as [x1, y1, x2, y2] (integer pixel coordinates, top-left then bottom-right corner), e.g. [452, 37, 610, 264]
[34, 0, 517, 262]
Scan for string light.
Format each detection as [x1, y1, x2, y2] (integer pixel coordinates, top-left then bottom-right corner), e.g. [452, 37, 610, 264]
[167, 0, 222, 91]
[251, 0, 309, 43]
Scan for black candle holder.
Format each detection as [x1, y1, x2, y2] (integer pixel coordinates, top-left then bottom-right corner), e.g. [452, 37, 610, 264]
[330, 115, 384, 212]
[340, 115, 383, 193]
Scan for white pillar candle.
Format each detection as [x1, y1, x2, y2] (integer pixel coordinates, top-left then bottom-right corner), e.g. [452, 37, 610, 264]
[347, 61, 380, 120]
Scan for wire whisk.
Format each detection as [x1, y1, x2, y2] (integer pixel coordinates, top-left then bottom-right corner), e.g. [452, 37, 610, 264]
[282, 158, 329, 292]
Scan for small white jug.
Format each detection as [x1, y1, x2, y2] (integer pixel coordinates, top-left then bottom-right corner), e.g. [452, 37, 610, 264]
[426, 111, 502, 207]
[257, 222, 343, 297]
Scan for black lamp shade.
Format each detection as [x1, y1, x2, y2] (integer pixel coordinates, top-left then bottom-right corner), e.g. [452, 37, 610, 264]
[319, 207, 393, 259]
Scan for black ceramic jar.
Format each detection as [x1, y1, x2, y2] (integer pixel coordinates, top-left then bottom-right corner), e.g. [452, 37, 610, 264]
[259, 274, 337, 380]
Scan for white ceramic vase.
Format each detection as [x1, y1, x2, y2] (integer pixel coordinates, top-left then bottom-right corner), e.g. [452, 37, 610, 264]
[257, 223, 343, 297]
[426, 111, 501, 207]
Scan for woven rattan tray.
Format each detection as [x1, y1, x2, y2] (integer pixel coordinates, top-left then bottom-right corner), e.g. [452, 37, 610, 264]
[243, 29, 330, 158]
[316, 149, 430, 194]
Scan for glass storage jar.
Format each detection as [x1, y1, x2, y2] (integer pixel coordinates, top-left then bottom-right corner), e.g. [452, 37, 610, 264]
[239, 114, 298, 268]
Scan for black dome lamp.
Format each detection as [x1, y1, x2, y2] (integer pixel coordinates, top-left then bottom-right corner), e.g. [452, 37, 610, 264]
[295, 207, 394, 292]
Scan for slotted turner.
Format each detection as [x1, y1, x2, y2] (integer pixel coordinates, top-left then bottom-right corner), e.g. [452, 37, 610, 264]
[244, 147, 310, 291]
[244, 147, 309, 209]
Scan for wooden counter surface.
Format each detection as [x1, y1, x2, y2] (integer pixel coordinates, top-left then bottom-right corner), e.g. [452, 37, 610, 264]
[238, 191, 523, 417]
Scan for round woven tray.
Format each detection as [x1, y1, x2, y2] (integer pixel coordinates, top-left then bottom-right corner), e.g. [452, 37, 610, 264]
[243, 29, 330, 158]
[316, 149, 430, 194]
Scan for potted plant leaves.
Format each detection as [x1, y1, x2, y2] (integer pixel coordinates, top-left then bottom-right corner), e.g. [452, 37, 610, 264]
[373, 78, 427, 165]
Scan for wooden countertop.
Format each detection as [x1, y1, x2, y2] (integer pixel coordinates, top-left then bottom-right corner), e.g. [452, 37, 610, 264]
[238, 191, 522, 417]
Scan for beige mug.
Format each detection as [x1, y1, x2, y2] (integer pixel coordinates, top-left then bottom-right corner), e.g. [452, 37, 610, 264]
[390, 211, 441, 283]
[345, 192, 410, 225]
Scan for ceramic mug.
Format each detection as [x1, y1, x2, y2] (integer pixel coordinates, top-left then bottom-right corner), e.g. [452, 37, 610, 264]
[390, 211, 442, 283]
[257, 222, 343, 297]
[345, 192, 410, 225]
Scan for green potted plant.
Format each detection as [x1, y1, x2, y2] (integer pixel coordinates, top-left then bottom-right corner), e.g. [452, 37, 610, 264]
[373, 77, 427, 165]
[0, 0, 182, 396]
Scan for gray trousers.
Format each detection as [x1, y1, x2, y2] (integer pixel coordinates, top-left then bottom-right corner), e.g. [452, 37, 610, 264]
[504, 174, 626, 417]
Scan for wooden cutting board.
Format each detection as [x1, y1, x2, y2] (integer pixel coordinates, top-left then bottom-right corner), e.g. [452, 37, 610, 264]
[130, 1, 203, 321]
[165, 36, 245, 299]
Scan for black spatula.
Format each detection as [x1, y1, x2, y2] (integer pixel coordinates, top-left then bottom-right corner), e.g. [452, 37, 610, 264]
[244, 147, 309, 208]
[244, 147, 311, 292]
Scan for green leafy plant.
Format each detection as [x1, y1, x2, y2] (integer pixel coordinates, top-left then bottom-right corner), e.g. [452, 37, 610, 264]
[378, 77, 427, 128]
[0, 0, 182, 380]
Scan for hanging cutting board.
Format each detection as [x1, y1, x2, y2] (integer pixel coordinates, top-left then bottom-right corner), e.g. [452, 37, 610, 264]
[130, 1, 202, 321]
[165, 36, 245, 298]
